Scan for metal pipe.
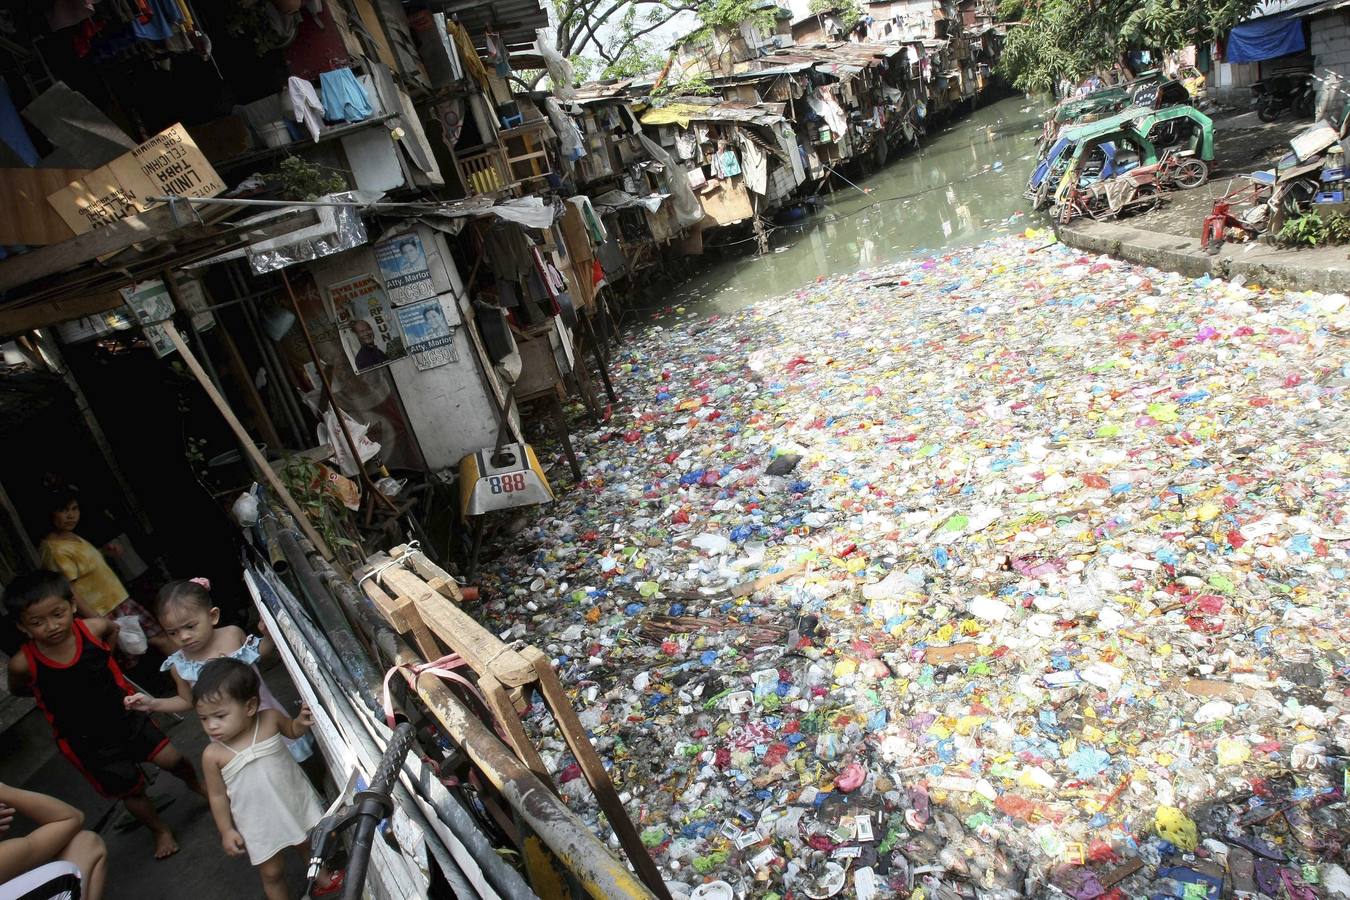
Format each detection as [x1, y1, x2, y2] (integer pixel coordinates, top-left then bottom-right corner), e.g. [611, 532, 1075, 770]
[250, 544, 537, 900]
[277, 528, 383, 710]
[232, 269, 307, 447]
[401, 654, 658, 900]
[258, 514, 290, 574]
[251, 564, 486, 900]
[229, 261, 309, 448]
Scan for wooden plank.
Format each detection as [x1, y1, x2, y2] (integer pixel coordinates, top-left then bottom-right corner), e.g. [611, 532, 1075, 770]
[391, 544, 463, 602]
[360, 576, 441, 661]
[479, 672, 555, 791]
[381, 565, 535, 687]
[521, 646, 673, 900]
[162, 322, 334, 560]
[0, 203, 225, 294]
[0, 290, 125, 337]
[0, 169, 85, 246]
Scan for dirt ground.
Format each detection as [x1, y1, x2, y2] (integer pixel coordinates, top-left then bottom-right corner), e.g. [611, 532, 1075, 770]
[1111, 106, 1315, 239]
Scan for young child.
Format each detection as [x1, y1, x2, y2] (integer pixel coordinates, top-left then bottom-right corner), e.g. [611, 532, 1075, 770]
[3, 570, 204, 860]
[37, 486, 172, 656]
[195, 658, 324, 900]
[124, 578, 313, 762]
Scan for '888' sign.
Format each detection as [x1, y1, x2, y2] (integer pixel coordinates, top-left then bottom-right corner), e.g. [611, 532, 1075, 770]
[489, 473, 527, 494]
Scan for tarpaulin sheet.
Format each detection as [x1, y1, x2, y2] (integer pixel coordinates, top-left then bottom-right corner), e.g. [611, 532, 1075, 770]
[640, 103, 711, 128]
[1226, 16, 1305, 63]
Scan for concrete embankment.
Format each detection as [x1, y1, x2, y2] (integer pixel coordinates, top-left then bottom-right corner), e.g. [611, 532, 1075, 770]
[1056, 218, 1350, 293]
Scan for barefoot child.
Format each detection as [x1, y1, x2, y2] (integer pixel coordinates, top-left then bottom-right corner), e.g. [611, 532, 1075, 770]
[124, 579, 313, 761]
[195, 658, 324, 900]
[4, 570, 204, 860]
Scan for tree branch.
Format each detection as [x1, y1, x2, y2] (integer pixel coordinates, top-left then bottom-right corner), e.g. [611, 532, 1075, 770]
[597, 5, 694, 64]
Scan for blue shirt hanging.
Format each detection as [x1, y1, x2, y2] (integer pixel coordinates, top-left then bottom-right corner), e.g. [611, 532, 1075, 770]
[319, 68, 373, 123]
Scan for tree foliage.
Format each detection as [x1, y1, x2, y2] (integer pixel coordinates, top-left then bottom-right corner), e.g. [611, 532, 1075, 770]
[548, 0, 693, 86]
[807, 0, 864, 31]
[998, 0, 1262, 94]
[540, 0, 788, 87]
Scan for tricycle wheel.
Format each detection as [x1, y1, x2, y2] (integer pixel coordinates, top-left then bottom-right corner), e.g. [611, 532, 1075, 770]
[1174, 159, 1209, 189]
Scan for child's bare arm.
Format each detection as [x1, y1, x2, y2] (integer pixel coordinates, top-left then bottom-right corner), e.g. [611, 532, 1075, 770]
[6, 655, 31, 697]
[201, 748, 246, 856]
[256, 620, 275, 658]
[125, 667, 193, 714]
[0, 782, 85, 883]
[269, 704, 314, 740]
[85, 615, 119, 647]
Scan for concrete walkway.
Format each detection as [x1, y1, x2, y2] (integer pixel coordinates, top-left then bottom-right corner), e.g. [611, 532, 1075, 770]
[0, 655, 309, 899]
[1053, 106, 1350, 293]
[1056, 217, 1350, 292]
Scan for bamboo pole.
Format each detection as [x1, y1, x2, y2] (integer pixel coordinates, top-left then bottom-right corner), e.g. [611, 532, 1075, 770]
[161, 321, 334, 561]
[278, 270, 397, 517]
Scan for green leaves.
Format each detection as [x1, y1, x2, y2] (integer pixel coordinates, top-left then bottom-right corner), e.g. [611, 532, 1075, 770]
[1276, 211, 1350, 248]
[998, 0, 1262, 94]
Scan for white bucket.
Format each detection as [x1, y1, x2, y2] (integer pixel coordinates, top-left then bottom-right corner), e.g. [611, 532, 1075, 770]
[259, 121, 291, 148]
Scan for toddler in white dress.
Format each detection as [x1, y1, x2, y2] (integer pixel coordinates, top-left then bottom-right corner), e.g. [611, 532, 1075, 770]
[195, 658, 325, 900]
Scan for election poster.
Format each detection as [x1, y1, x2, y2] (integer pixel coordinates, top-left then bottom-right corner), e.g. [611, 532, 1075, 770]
[395, 298, 457, 371]
[326, 275, 407, 373]
[375, 233, 435, 306]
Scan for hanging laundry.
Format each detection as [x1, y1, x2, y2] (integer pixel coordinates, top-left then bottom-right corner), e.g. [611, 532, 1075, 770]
[674, 130, 698, 161]
[485, 32, 512, 78]
[739, 136, 767, 195]
[287, 76, 324, 141]
[319, 68, 372, 123]
[131, 0, 182, 42]
[713, 141, 741, 179]
[808, 88, 848, 140]
[0, 81, 39, 166]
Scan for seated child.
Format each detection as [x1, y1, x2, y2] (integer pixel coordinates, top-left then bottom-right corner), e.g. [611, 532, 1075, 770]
[195, 658, 325, 900]
[4, 570, 203, 860]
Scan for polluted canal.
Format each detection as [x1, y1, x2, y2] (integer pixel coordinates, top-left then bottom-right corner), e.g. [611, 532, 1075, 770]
[669, 96, 1041, 314]
[476, 95, 1350, 900]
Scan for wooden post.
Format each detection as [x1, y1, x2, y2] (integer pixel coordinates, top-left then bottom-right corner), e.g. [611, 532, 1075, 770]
[161, 321, 335, 561]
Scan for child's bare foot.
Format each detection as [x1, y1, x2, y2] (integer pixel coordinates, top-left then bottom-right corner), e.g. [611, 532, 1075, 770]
[152, 828, 179, 859]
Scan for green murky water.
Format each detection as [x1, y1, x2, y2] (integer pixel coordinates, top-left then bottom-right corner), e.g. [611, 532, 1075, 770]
[667, 96, 1045, 313]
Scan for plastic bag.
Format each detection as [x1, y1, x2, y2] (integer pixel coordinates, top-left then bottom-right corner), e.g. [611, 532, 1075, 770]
[320, 407, 381, 477]
[116, 616, 149, 656]
[536, 30, 576, 100]
[544, 96, 585, 162]
[232, 491, 260, 527]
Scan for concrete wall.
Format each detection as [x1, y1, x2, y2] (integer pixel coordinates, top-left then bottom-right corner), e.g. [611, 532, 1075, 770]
[1311, 9, 1350, 109]
[306, 223, 506, 472]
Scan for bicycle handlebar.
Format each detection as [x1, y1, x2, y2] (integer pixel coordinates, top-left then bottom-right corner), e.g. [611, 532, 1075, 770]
[307, 722, 417, 900]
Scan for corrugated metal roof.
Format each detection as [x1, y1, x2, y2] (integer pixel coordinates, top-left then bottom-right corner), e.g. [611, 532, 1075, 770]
[437, 0, 549, 54]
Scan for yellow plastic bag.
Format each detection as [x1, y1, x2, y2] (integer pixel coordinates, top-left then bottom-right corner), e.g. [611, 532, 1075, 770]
[1155, 806, 1197, 851]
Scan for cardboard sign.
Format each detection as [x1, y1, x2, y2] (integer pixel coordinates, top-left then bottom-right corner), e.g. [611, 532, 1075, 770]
[47, 124, 225, 235]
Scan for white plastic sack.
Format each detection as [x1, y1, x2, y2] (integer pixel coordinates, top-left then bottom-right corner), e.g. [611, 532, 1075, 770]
[320, 407, 382, 477]
[536, 31, 576, 100]
[639, 134, 704, 230]
[544, 97, 585, 162]
[116, 616, 148, 656]
[232, 492, 260, 527]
